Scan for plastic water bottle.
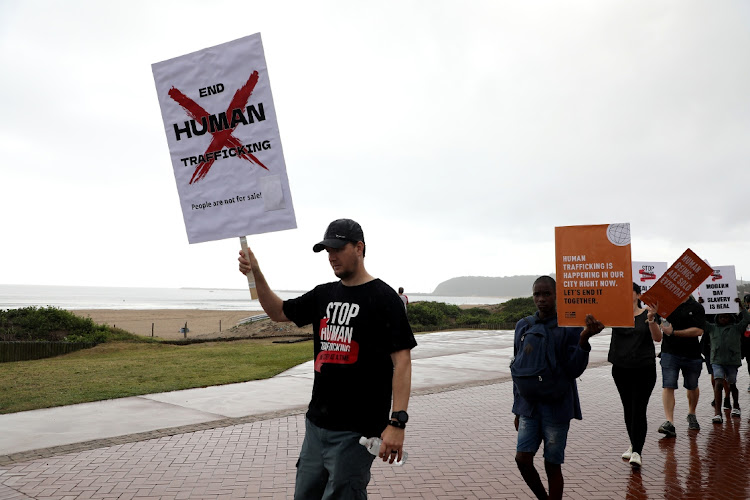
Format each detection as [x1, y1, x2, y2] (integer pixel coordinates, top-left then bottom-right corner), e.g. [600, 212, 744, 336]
[359, 436, 408, 466]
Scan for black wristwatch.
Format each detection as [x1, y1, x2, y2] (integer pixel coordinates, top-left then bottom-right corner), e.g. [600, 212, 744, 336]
[390, 410, 409, 429]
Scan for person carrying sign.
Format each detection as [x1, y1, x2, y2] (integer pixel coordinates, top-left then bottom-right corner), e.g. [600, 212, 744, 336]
[699, 296, 750, 423]
[238, 219, 417, 499]
[699, 311, 732, 412]
[608, 283, 662, 469]
[511, 276, 604, 500]
[651, 294, 706, 437]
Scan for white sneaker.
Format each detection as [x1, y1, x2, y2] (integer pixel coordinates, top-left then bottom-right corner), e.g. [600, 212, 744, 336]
[621, 445, 632, 460]
[629, 452, 642, 468]
[731, 407, 741, 418]
[712, 414, 723, 424]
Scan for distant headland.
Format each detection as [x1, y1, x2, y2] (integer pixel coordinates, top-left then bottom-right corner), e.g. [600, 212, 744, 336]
[431, 275, 556, 297]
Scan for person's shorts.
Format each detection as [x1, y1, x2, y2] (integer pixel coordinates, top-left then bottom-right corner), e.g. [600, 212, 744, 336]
[516, 405, 570, 465]
[705, 357, 713, 375]
[711, 364, 739, 384]
[660, 352, 703, 390]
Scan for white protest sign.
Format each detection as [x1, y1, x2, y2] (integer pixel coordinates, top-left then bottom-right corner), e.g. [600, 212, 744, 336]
[696, 265, 739, 314]
[632, 261, 668, 295]
[152, 33, 296, 244]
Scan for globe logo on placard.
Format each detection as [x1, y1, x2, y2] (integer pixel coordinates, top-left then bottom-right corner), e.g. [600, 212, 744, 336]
[607, 223, 631, 246]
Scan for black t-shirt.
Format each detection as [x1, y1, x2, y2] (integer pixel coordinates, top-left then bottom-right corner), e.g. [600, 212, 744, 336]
[661, 296, 705, 359]
[608, 310, 656, 368]
[283, 279, 417, 437]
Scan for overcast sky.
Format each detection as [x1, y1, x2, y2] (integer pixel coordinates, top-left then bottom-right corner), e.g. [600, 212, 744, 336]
[1, 1, 749, 294]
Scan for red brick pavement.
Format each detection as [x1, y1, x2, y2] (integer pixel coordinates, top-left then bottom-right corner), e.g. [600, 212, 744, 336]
[1, 362, 749, 499]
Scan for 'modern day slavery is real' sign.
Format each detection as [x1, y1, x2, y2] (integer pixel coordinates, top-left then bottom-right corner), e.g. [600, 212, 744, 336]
[696, 264, 739, 314]
[555, 223, 633, 327]
[152, 33, 296, 244]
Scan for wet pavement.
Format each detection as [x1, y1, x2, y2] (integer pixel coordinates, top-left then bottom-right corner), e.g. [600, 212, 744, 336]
[1, 329, 749, 499]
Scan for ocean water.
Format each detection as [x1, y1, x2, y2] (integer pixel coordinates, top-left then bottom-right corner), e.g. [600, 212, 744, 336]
[0, 284, 510, 311]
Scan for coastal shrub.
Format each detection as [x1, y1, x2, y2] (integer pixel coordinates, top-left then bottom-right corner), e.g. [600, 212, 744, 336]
[494, 297, 537, 323]
[407, 302, 447, 327]
[407, 297, 537, 332]
[436, 302, 462, 319]
[407, 301, 460, 323]
[455, 314, 495, 326]
[0, 307, 140, 343]
[461, 307, 492, 317]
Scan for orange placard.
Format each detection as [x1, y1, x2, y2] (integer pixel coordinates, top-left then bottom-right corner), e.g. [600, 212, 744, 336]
[640, 249, 712, 318]
[555, 224, 633, 327]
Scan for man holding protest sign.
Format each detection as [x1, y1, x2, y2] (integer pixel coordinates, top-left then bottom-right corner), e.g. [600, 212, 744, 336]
[647, 295, 705, 435]
[640, 249, 712, 437]
[238, 219, 416, 499]
[511, 276, 604, 500]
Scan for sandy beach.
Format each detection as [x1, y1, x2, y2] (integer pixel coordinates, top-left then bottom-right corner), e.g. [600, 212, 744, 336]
[72, 309, 263, 340]
[71, 304, 495, 342]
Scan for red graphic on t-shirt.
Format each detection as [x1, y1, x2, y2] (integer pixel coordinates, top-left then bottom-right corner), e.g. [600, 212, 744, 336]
[315, 317, 360, 372]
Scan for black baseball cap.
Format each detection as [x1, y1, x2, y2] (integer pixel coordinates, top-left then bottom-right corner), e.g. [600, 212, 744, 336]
[313, 219, 365, 252]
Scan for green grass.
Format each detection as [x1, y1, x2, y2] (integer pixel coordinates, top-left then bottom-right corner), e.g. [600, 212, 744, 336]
[0, 302, 528, 415]
[0, 339, 313, 414]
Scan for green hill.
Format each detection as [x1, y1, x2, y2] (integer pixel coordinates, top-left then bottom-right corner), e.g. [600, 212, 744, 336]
[432, 275, 556, 297]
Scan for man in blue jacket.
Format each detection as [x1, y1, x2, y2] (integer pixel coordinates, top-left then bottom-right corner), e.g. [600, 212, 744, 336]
[512, 276, 604, 500]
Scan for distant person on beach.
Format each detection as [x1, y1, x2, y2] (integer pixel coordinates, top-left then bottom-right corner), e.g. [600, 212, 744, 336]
[398, 287, 408, 312]
[238, 218, 417, 499]
[608, 283, 661, 469]
[511, 275, 604, 500]
[648, 294, 705, 437]
[699, 296, 749, 423]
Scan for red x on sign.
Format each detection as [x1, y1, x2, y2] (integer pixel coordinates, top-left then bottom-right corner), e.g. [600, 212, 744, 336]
[168, 70, 269, 184]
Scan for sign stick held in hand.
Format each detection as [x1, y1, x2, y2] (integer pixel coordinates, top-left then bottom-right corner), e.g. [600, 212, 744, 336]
[240, 236, 258, 299]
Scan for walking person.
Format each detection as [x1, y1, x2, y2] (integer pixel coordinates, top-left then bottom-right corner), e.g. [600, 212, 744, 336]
[512, 276, 604, 500]
[609, 283, 661, 468]
[649, 294, 706, 437]
[700, 316, 732, 412]
[238, 219, 417, 499]
[699, 297, 750, 424]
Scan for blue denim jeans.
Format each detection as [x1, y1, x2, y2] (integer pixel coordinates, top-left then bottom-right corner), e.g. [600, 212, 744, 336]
[712, 364, 738, 384]
[660, 352, 702, 390]
[516, 405, 571, 465]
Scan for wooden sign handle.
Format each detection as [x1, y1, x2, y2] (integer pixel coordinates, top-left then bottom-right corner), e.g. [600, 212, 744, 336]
[239, 236, 258, 299]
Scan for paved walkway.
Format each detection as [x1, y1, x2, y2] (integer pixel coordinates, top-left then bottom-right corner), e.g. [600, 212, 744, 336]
[1, 330, 749, 499]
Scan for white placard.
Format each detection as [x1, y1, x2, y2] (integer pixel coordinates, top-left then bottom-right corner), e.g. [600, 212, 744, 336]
[696, 265, 739, 314]
[152, 33, 296, 243]
[632, 261, 668, 295]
